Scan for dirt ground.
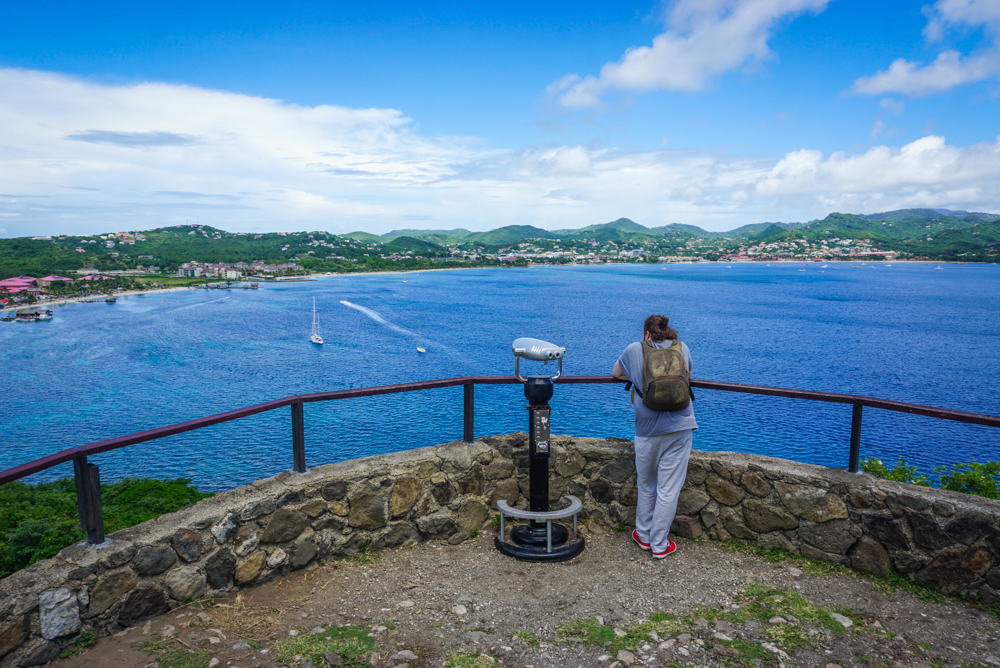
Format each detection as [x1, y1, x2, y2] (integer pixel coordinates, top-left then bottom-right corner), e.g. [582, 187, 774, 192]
[58, 524, 1000, 668]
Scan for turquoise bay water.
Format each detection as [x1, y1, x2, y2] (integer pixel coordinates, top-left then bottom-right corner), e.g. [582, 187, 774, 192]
[2, 263, 999, 491]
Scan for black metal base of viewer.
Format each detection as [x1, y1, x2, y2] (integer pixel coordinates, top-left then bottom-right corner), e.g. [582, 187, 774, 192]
[494, 530, 585, 562]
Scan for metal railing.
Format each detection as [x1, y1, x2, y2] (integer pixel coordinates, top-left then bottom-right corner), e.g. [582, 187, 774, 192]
[2, 375, 999, 545]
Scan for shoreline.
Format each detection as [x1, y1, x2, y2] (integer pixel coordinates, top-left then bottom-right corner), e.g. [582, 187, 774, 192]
[2, 259, 989, 312]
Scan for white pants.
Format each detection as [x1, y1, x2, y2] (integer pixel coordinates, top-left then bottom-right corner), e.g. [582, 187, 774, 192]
[634, 429, 693, 553]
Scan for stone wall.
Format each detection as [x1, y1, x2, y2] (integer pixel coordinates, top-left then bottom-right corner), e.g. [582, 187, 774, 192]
[2, 434, 999, 666]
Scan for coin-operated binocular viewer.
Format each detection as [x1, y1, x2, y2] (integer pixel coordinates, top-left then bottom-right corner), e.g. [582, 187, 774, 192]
[494, 338, 585, 562]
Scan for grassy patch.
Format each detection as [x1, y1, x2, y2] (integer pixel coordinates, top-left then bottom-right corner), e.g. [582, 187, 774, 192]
[713, 638, 779, 666]
[58, 630, 96, 659]
[272, 625, 375, 668]
[444, 651, 496, 668]
[141, 636, 216, 668]
[338, 543, 381, 566]
[0, 477, 212, 578]
[512, 630, 540, 647]
[715, 538, 947, 604]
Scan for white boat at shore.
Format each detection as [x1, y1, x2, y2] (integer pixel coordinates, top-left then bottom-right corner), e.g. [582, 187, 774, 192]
[310, 298, 323, 345]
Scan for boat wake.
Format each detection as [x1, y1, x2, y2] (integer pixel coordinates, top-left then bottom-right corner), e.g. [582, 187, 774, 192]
[170, 296, 230, 312]
[339, 300, 416, 337]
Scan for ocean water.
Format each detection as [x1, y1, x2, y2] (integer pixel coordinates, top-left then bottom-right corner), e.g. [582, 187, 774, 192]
[2, 263, 999, 491]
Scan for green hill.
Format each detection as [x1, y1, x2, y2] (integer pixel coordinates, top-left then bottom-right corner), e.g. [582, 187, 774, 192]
[382, 228, 472, 241]
[464, 225, 557, 245]
[343, 231, 383, 243]
[382, 236, 441, 254]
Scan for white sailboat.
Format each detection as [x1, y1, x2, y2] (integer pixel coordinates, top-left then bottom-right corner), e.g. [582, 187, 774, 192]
[310, 298, 323, 345]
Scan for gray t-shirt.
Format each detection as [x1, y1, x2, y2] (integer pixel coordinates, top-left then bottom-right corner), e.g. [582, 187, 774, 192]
[618, 340, 698, 437]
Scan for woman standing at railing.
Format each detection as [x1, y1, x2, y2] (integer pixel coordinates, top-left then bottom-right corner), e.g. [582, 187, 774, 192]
[613, 314, 697, 559]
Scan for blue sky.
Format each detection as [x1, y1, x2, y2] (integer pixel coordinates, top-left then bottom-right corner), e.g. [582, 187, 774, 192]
[1, 0, 999, 236]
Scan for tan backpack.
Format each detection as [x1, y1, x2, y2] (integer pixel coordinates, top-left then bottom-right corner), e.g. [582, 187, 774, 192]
[632, 340, 692, 412]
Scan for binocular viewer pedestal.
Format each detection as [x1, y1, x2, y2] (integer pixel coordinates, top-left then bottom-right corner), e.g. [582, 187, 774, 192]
[495, 342, 586, 562]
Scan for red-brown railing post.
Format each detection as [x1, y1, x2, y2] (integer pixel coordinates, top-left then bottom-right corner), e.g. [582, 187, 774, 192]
[463, 381, 475, 443]
[292, 401, 306, 473]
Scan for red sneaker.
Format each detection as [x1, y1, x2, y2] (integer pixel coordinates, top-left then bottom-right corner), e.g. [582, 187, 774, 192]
[631, 530, 651, 551]
[652, 541, 677, 559]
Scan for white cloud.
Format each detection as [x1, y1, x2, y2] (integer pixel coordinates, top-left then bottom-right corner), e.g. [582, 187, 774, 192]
[755, 135, 1000, 212]
[550, 0, 829, 108]
[1, 67, 998, 237]
[851, 0, 1000, 96]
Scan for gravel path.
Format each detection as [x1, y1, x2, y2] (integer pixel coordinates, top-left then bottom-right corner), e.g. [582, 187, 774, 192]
[60, 525, 1000, 668]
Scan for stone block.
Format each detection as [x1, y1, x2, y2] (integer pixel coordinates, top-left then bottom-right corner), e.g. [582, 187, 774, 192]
[99, 542, 137, 570]
[798, 544, 849, 566]
[706, 474, 745, 506]
[390, 477, 421, 518]
[720, 506, 755, 541]
[554, 449, 587, 478]
[171, 529, 201, 563]
[15, 638, 60, 667]
[932, 501, 955, 517]
[457, 500, 490, 533]
[862, 515, 910, 551]
[906, 512, 952, 551]
[458, 466, 485, 496]
[40, 587, 81, 640]
[483, 458, 514, 480]
[235, 552, 267, 585]
[945, 514, 994, 544]
[164, 566, 206, 602]
[348, 491, 388, 531]
[620, 480, 637, 506]
[677, 489, 711, 516]
[437, 440, 490, 471]
[299, 498, 328, 519]
[210, 513, 240, 544]
[118, 586, 170, 627]
[87, 569, 137, 617]
[321, 481, 348, 501]
[742, 499, 798, 533]
[741, 472, 771, 497]
[774, 483, 847, 523]
[0, 615, 27, 660]
[918, 545, 993, 595]
[710, 460, 732, 480]
[797, 519, 856, 555]
[261, 508, 310, 543]
[685, 461, 708, 485]
[431, 478, 457, 506]
[416, 512, 458, 538]
[233, 525, 260, 557]
[240, 497, 277, 521]
[601, 458, 635, 484]
[589, 479, 614, 505]
[266, 548, 288, 569]
[134, 545, 177, 576]
[757, 531, 794, 552]
[489, 479, 520, 509]
[670, 515, 703, 539]
[205, 548, 237, 589]
[378, 523, 419, 549]
[289, 531, 317, 570]
[850, 538, 892, 576]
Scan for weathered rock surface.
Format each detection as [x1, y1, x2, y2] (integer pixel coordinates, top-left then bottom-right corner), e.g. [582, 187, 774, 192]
[235, 552, 267, 585]
[348, 490, 388, 530]
[134, 545, 177, 576]
[118, 587, 170, 627]
[87, 568, 137, 617]
[775, 483, 848, 522]
[706, 475, 745, 506]
[171, 529, 202, 563]
[391, 477, 421, 518]
[164, 566, 206, 602]
[205, 548, 237, 589]
[39, 588, 81, 640]
[260, 508, 309, 543]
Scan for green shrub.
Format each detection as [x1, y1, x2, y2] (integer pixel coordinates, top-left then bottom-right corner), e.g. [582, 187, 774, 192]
[936, 462, 1000, 500]
[861, 457, 930, 486]
[862, 457, 1000, 501]
[0, 477, 212, 579]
